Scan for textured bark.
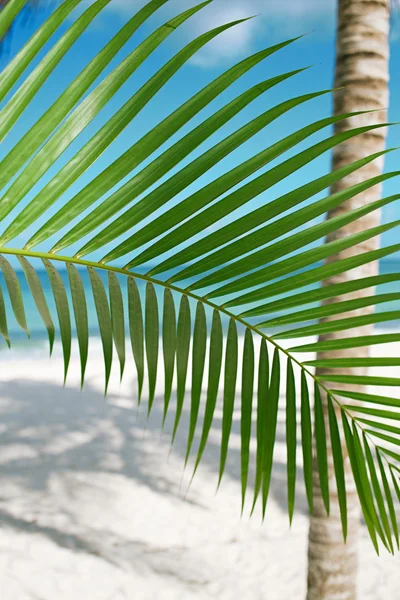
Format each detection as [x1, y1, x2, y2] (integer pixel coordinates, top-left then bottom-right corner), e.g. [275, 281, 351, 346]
[306, 1, 390, 599]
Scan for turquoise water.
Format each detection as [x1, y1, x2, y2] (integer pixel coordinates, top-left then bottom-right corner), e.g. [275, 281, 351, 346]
[0, 258, 399, 348]
[0, 265, 223, 348]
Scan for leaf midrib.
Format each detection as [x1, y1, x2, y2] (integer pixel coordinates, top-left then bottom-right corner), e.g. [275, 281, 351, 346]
[4, 246, 394, 532]
[0, 245, 346, 410]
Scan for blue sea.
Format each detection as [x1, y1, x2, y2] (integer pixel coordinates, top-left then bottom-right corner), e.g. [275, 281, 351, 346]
[0, 258, 399, 350]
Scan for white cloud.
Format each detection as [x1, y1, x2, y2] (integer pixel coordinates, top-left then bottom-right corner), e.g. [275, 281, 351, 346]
[104, 0, 148, 14]
[179, 0, 336, 67]
[84, 0, 336, 66]
[78, 0, 148, 18]
[185, 2, 258, 67]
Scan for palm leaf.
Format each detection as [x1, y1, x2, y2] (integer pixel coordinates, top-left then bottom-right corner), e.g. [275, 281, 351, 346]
[262, 348, 280, 517]
[240, 328, 255, 512]
[128, 277, 144, 402]
[0, 284, 10, 347]
[186, 301, 207, 464]
[60, 67, 308, 257]
[173, 294, 191, 440]
[162, 288, 176, 425]
[18, 255, 55, 353]
[218, 318, 238, 487]
[377, 450, 400, 549]
[66, 263, 88, 387]
[145, 282, 159, 415]
[192, 309, 223, 477]
[0, 0, 27, 40]
[251, 338, 269, 512]
[286, 358, 296, 524]
[88, 267, 113, 394]
[0, 254, 29, 336]
[42, 258, 70, 383]
[301, 371, 313, 513]
[1, 0, 400, 549]
[314, 384, 330, 514]
[109, 272, 126, 380]
[328, 397, 347, 540]
[0, 0, 81, 102]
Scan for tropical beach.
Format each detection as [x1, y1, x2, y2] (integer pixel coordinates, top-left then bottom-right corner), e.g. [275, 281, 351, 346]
[1, 0, 400, 597]
[0, 331, 399, 600]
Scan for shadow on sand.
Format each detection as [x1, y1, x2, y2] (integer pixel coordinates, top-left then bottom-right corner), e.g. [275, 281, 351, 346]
[0, 376, 309, 572]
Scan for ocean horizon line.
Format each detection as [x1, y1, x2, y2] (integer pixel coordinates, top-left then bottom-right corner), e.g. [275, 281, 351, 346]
[5, 255, 400, 274]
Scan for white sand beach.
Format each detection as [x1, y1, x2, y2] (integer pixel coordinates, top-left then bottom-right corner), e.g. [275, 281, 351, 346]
[0, 336, 399, 599]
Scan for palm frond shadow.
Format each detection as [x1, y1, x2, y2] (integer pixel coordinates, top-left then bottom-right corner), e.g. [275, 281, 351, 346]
[0, 375, 309, 558]
[0, 502, 213, 585]
[0, 376, 216, 580]
[0, 377, 188, 501]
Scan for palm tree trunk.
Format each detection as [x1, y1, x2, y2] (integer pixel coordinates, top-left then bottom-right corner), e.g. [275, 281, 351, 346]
[306, 1, 390, 599]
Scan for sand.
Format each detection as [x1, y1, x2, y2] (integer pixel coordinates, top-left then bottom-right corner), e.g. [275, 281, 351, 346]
[0, 336, 399, 599]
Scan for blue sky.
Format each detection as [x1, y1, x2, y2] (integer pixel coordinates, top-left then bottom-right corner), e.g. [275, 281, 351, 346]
[1, 0, 400, 267]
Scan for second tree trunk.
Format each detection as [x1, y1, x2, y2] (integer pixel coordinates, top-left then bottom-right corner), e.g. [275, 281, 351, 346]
[306, 1, 390, 599]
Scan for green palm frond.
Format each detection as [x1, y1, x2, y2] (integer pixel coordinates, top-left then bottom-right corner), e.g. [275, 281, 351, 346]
[1, 0, 400, 552]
